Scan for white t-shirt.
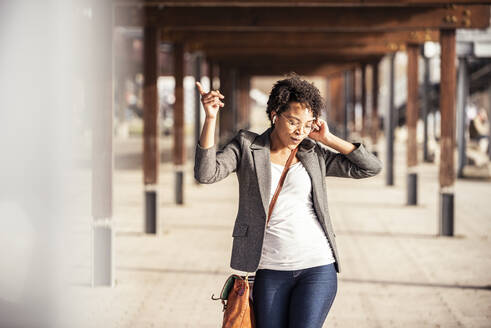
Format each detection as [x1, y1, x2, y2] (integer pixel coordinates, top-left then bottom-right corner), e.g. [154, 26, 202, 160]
[257, 160, 336, 271]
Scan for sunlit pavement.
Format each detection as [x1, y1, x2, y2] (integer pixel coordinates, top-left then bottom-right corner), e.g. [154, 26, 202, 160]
[66, 128, 491, 328]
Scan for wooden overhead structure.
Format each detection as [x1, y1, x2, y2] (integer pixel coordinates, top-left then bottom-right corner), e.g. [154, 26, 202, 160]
[115, 4, 488, 30]
[113, 1, 490, 238]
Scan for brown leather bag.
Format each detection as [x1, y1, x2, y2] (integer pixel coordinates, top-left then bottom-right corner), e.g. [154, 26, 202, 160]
[212, 274, 255, 328]
[211, 146, 299, 328]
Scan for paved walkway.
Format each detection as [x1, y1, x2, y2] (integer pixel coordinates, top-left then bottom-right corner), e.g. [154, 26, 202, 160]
[67, 127, 491, 328]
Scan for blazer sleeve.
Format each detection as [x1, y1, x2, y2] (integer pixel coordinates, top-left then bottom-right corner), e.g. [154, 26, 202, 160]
[317, 141, 383, 179]
[194, 130, 244, 184]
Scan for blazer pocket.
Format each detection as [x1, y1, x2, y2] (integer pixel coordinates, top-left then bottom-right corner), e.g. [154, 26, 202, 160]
[232, 222, 249, 237]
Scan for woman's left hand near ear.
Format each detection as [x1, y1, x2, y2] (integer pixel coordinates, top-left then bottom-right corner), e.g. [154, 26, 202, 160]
[308, 118, 333, 145]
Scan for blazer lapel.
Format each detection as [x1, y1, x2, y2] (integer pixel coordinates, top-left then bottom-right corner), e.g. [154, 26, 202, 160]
[250, 127, 272, 220]
[250, 127, 324, 225]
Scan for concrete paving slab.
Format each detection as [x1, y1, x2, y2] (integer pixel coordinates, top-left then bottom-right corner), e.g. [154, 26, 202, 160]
[65, 132, 491, 328]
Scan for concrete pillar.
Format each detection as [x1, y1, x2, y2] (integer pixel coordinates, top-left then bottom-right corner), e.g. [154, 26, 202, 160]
[91, 0, 114, 286]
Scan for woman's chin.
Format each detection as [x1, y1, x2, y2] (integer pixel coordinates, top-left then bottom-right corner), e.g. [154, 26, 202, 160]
[290, 136, 302, 145]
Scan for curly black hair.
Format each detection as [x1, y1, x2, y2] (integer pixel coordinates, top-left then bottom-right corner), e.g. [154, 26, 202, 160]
[266, 72, 325, 127]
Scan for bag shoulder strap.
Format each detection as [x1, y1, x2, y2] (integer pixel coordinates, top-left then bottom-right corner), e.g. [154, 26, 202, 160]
[267, 147, 299, 226]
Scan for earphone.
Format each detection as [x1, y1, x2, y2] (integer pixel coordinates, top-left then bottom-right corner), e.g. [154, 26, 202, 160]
[272, 115, 277, 124]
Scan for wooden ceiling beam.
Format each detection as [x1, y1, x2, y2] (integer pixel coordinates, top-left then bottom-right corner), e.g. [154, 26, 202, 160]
[114, 1, 491, 8]
[208, 54, 382, 65]
[230, 63, 360, 77]
[115, 5, 490, 30]
[163, 30, 439, 46]
[196, 44, 406, 56]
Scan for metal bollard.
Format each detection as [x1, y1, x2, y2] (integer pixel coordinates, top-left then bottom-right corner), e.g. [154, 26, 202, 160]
[407, 173, 418, 205]
[175, 169, 184, 204]
[439, 192, 454, 236]
[145, 189, 157, 234]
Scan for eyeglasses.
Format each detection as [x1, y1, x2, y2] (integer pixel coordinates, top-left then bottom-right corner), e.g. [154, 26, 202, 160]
[278, 113, 314, 133]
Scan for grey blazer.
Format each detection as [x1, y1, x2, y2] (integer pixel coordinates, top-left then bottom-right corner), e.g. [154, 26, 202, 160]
[194, 127, 382, 274]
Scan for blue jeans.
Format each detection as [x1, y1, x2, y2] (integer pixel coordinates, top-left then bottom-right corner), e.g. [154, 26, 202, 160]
[252, 263, 338, 328]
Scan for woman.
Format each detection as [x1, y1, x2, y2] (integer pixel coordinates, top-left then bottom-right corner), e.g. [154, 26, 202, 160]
[194, 74, 382, 328]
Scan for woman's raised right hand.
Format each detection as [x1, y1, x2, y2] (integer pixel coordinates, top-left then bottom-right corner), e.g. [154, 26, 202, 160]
[195, 81, 225, 120]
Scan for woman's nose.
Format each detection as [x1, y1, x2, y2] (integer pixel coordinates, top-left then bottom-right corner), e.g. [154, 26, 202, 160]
[295, 126, 307, 135]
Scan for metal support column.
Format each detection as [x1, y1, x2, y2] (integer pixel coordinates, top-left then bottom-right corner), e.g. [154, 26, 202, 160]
[488, 84, 491, 159]
[174, 42, 185, 205]
[457, 57, 469, 178]
[194, 53, 202, 152]
[194, 53, 202, 185]
[439, 29, 457, 236]
[343, 70, 351, 140]
[406, 44, 419, 205]
[386, 53, 396, 186]
[143, 26, 159, 232]
[371, 60, 380, 157]
[218, 64, 236, 148]
[422, 54, 432, 162]
[361, 63, 367, 138]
